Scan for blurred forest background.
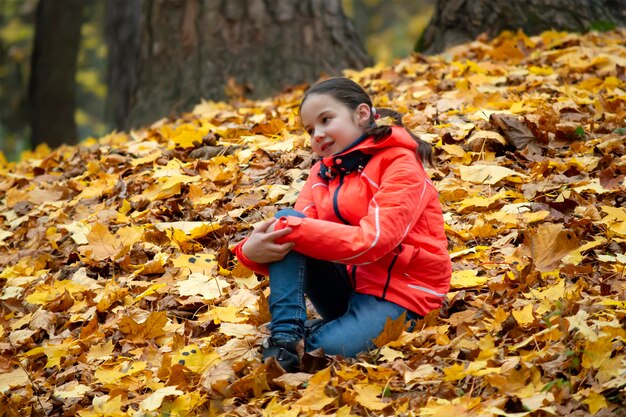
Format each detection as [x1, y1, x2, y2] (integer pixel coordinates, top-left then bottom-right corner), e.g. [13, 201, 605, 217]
[0, 0, 435, 161]
[1, 0, 623, 162]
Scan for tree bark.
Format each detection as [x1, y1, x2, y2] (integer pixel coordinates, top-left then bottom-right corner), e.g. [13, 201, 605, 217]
[105, 0, 142, 131]
[417, 0, 626, 54]
[29, 0, 84, 148]
[126, 0, 371, 129]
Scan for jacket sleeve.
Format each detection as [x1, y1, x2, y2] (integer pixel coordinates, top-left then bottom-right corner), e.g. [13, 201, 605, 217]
[232, 238, 269, 276]
[275, 151, 437, 264]
[293, 163, 321, 219]
[231, 165, 322, 275]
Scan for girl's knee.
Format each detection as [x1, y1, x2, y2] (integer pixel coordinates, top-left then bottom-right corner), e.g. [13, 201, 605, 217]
[274, 208, 305, 219]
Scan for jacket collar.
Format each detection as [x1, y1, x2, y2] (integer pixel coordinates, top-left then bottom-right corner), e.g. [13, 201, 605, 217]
[319, 150, 371, 180]
[317, 126, 418, 180]
[318, 133, 370, 180]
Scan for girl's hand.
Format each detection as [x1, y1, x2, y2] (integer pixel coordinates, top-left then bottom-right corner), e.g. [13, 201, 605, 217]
[241, 218, 295, 263]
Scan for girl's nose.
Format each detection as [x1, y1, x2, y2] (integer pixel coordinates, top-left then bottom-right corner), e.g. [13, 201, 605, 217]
[313, 130, 324, 142]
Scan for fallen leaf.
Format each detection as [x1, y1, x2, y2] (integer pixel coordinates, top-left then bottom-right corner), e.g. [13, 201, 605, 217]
[118, 311, 168, 342]
[524, 224, 579, 271]
[459, 164, 529, 185]
[372, 311, 407, 348]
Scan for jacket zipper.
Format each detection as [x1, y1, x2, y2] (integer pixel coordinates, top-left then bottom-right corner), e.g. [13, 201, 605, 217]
[333, 175, 350, 224]
[381, 251, 400, 299]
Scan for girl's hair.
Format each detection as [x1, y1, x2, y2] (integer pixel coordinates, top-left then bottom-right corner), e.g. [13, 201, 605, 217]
[300, 77, 433, 166]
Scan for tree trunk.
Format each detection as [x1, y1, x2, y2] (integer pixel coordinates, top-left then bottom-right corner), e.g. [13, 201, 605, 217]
[29, 0, 84, 148]
[126, 0, 371, 129]
[105, 0, 141, 132]
[417, 0, 626, 54]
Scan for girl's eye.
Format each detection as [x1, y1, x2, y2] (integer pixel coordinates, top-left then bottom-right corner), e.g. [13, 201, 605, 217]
[321, 117, 329, 124]
[306, 128, 314, 135]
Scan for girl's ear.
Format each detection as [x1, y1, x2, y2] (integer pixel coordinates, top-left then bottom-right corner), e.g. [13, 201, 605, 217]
[355, 103, 371, 126]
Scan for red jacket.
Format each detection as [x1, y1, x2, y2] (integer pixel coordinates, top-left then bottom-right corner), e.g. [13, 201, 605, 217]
[234, 126, 451, 316]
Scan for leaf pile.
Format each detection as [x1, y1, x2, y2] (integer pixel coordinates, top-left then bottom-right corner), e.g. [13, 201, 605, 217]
[1, 29, 626, 416]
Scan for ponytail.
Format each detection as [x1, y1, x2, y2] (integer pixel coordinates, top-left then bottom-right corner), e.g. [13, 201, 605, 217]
[363, 108, 434, 167]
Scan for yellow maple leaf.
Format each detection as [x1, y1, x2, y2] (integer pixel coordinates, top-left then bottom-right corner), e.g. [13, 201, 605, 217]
[450, 270, 488, 289]
[118, 311, 168, 342]
[43, 341, 75, 368]
[353, 383, 389, 411]
[404, 364, 439, 385]
[207, 306, 247, 323]
[168, 123, 207, 148]
[457, 191, 508, 212]
[94, 361, 146, 385]
[131, 174, 200, 202]
[203, 155, 239, 183]
[442, 363, 466, 381]
[378, 346, 404, 362]
[115, 225, 144, 247]
[95, 280, 128, 312]
[130, 150, 161, 166]
[59, 221, 90, 245]
[172, 344, 220, 373]
[262, 397, 301, 417]
[188, 184, 224, 206]
[172, 254, 217, 274]
[582, 391, 608, 414]
[133, 283, 166, 303]
[54, 382, 91, 399]
[582, 336, 613, 370]
[294, 367, 335, 411]
[160, 391, 206, 416]
[77, 394, 126, 417]
[153, 221, 222, 237]
[176, 273, 228, 300]
[565, 310, 597, 341]
[80, 223, 122, 261]
[512, 303, 535, 327]
[600, 205, 626, 237]
[73, 173, 118, 202]
[87, 340, 115, 363]
[139, 386, 184, 412]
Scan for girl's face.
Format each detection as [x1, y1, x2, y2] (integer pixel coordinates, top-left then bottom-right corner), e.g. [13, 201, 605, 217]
[300, 93, 371, 157]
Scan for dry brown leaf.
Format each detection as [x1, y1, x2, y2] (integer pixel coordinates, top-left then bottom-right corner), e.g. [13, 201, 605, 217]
[524, 223, 580, 272]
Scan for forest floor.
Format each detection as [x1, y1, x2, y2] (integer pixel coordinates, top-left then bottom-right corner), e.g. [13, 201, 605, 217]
[1, 29, 625, 417]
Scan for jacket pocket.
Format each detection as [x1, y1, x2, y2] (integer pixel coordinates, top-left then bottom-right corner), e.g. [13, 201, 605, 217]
[404, 246, 451, 289]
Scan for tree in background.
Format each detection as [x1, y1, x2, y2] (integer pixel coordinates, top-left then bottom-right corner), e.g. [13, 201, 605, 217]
[417, 0, 626, 54]
[0, 0, 36, 157]
[28, 0, 84, 148]
[115, 0, 371, 130]
[104, 0, 141, 132]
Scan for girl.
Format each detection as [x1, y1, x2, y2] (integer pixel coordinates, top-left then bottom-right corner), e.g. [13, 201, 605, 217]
[233, 77, 451, 372]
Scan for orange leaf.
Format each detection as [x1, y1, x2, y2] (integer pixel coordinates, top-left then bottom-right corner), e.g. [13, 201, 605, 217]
[372, 311, 406, 348]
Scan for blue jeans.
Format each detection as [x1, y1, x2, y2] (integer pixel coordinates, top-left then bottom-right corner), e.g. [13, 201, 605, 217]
[268, 209, 418, 358]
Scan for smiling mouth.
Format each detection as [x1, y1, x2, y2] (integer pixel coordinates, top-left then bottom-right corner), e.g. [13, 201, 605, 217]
[321, 142, 333, 152]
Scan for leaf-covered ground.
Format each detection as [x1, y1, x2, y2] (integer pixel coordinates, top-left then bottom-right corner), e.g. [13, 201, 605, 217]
[1, 29, 625, 417]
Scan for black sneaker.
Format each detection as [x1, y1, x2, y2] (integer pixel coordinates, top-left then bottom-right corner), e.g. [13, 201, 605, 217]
[261, 337, 300, 372]
[304, 318, 325, 338]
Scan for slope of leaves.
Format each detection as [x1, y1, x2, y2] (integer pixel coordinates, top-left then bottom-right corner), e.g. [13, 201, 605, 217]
[1, 29, 625, 417]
